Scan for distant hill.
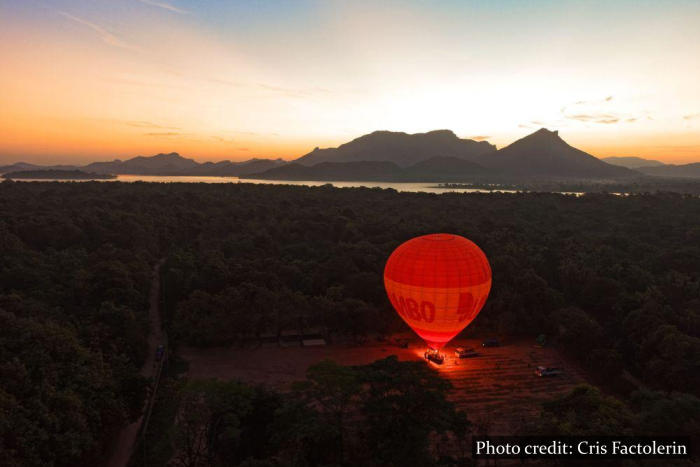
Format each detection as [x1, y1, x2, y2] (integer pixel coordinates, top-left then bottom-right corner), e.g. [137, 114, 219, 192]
[479, 129, 636, 178]
[602, 156, 665, 169]
[294, 130, 496, 167]
[189, 158, 287, 176]
[244, 156, 495, 182]
[2, 169, 115, 180]
[401, 156, 492, 180]
[7, 129, 695, 182]
[245, 161, 402, 181]
[83, 152, 200, 175]
[0, 162, 79, 174]
[246, 129, 646, 181]
[637, 162, 700, 179]
[0, 153, 288, 177]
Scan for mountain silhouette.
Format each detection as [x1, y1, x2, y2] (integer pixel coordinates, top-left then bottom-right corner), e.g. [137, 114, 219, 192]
[83, 152, 199, 175]
[0, 153, 286, 177]
[5, 128, 688, 181]
[189, 158, 286, 176]
[401, 156, 491, 180]
[67, 153, 283, 176]
[602, 156, 665, 169]
[637, 162, 700, 178]
[0, 162, 79, 173]
[244, 156, 493, 181]
[294, 130, 496, 167]
[246, 161, 401, 181]
[479, 128, 635, 178]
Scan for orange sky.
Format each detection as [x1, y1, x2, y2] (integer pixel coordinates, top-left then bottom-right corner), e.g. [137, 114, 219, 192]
[1, 0, 699, 165]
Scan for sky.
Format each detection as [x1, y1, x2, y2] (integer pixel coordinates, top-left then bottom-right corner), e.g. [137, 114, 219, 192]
[1, 0, 699, 165]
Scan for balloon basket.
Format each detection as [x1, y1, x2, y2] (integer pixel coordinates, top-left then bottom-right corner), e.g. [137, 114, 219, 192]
[423, 347, 445, 364]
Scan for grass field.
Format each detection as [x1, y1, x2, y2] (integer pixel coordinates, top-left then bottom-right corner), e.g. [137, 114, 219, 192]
[181, 337, 586, 435]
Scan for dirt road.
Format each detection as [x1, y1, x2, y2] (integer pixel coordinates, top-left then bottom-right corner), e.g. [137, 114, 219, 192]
[105, 258, 165, 467]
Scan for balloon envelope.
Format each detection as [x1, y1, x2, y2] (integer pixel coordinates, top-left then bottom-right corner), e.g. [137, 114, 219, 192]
[384, 233, 491, 349]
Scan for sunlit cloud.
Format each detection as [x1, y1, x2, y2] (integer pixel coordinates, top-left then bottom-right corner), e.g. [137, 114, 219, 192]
[125, 121, 180, 130]
[468, 136, 490, 141]
[559, 96, 643, 125]
[567, 114, 619, 124]
[145, 132, 181, 137]
[573, 96, 613, 106]
[137, 0, 189, 15]
[683, 113, 699, 120]
[59, 12, 138, 51]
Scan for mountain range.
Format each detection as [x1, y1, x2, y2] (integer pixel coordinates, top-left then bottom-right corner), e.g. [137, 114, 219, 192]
[475, 128, 633, 178]
[247, 156, 492, 182]
[602, 156, 700, 177]
[294, 129, 496, 167]
[601, 156, 665, 169]
[0, 154, 286, 177]
[634, 162, 700, 178]
[2, 128, 698, 181]
[245, 128, 635, 180]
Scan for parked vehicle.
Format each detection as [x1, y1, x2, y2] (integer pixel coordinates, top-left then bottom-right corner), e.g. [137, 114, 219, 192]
[482, 338, 500, 347]
[455, 347, 479, 358]
[424, 350, 445, 364]
[535, 366, 562, 377]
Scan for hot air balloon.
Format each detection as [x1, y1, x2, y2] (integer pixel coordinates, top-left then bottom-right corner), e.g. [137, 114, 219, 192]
[384, 233, 491, 352]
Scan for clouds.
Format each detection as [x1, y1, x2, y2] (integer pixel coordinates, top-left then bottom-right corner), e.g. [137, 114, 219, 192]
[683, 113, 700, 120]
[144, 132, 181, 137]
[137, 0, 189, 15]
[560, 95, 641, 125]
[566, 114, 620, 124]
[124, 121, 180, 130]
[59, 12, 138, 51]
[512, 96, 630, 132]
[572, 96, 613, 106]
[58, 0, 187, 53]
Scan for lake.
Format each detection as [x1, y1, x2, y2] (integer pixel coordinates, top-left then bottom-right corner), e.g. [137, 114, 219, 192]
[4, 174, 529, 194]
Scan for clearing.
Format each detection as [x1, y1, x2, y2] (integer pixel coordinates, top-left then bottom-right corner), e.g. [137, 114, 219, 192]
[182, 337, 586, 434]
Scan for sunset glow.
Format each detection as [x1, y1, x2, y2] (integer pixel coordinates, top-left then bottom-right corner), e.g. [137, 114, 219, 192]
[1, 0, 699, 164]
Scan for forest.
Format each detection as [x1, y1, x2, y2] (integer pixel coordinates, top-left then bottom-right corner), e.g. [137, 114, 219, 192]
[0, 180, 698, 466]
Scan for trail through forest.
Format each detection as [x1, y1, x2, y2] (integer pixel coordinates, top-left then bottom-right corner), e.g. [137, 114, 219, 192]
[105, 258, 165, 467]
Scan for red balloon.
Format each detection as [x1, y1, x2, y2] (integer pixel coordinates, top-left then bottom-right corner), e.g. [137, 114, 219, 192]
[384, 233, 491, 350]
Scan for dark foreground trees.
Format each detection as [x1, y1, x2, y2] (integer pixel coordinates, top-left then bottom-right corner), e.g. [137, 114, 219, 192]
[169, 358, 469, 467]
[1, 181, 699, 465]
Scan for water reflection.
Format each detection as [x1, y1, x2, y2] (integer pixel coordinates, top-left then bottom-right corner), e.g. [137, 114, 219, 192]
[7, 174, 529, 194]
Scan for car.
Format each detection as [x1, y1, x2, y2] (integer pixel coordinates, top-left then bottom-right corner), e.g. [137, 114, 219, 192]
[424, 350, 445, 364]
[455, 347, 479, 358]
[482, 338, 500, 347]
[535, 366, 562, 377]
